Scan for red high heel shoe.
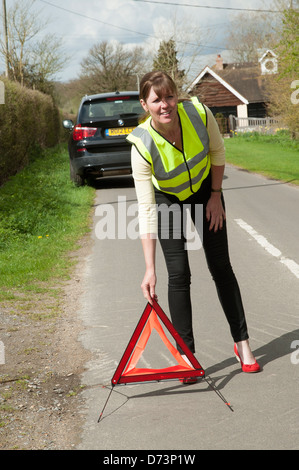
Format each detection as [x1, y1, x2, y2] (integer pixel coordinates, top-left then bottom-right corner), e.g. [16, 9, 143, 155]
[234, 343, 260, 373]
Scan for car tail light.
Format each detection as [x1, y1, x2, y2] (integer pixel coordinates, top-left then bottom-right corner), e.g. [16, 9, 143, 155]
[106, 96, 130, 101]
[72, 124, 97, 141]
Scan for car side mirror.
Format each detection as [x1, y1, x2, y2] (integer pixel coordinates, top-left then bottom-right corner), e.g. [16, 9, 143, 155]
[62, 119, 74, 130]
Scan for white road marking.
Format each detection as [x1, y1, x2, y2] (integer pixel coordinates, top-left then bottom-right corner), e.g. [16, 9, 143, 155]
[235, 218, 299, 279]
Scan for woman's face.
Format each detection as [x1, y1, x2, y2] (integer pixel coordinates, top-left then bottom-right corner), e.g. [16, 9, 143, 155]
[140, 86, 178, 128]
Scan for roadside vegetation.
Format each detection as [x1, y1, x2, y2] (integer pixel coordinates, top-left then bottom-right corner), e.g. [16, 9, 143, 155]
[225, 130, 299, 185]
[0, 144, 94, 450]
[0, 78, 62, 186]
[0, 144, 95, 304]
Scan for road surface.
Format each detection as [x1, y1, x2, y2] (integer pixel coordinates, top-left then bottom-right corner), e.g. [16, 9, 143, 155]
[76, 164, 299, 451]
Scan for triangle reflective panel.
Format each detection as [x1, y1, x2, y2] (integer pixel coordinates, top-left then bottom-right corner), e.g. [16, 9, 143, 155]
[111, 300, 205, 385]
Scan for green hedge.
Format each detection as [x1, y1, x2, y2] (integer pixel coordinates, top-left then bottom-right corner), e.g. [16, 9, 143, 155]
[0, 78, 62, 186]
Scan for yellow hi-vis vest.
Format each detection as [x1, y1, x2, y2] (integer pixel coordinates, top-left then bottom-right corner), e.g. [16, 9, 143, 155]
[127, 97, 210, 201]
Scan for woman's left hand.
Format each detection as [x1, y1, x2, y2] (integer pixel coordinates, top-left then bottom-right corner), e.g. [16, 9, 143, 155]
[206, 193, 226, 232]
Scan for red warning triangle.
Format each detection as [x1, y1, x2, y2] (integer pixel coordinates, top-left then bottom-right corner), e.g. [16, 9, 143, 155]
[111, 300, 205, 385]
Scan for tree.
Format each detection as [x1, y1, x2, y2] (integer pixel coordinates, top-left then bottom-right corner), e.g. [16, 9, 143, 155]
[152, 39, 185, 91]
[267, 6, 299, 137]
[0, 0, 68, 93]
[79, 41, 147, 94]
[274, 6, 298, 78]
[23, 34, 67, 95]
[225, 11, 280, 63]
[149, 12, 206, 92]
[1, 0, 40, 85]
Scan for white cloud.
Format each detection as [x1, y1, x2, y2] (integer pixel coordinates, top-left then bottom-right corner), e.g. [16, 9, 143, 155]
[2, 0, 277, 82]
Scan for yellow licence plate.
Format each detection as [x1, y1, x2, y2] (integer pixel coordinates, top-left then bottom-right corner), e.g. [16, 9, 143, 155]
[106, 127, 135, 136]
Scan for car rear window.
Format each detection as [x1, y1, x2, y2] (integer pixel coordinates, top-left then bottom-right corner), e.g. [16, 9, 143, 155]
[81, 96, 143, 120]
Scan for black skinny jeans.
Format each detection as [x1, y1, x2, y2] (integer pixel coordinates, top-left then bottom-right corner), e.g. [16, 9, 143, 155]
[155, 173, 249, 353]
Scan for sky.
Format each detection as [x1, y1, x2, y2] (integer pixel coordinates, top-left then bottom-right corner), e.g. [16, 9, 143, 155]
[2, 0, 279, 83]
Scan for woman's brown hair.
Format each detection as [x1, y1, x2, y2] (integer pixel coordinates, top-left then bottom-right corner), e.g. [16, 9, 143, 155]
[139, 71, 178, 102]
[138, 71, 178, 123]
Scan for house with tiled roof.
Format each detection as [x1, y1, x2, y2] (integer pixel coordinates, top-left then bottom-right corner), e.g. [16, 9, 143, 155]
[187, 50, 278, 132]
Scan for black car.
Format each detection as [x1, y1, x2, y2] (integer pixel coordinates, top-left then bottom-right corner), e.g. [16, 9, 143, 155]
[63, 91, 143, 186]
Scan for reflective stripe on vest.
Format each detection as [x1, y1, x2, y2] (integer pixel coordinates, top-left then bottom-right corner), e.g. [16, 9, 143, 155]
[127, 97, 210, 201]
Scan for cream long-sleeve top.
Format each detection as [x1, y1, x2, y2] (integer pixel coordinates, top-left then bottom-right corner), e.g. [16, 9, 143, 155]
[131, 104, 225, 236]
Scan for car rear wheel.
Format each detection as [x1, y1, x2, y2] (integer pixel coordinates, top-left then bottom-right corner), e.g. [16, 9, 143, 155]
[70, 161, 85, 186]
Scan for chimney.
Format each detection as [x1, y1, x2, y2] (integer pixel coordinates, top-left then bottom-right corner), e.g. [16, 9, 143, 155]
[215, 54, 223, 71]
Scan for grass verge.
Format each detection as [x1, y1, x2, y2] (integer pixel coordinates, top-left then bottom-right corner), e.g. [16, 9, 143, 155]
[224, 131, 299, 185]
[0, 144, 94, 449]
[0, 144, 95, 304]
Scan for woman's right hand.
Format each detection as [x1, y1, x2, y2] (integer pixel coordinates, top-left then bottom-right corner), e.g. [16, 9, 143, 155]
[141, 268, 157, 305]
[140, 237, 157, 305]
